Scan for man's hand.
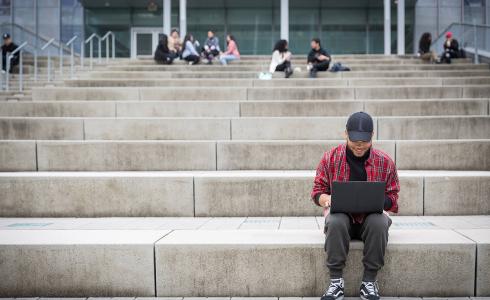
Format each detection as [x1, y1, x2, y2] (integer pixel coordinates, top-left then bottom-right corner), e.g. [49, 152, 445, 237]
[319, 194, 331, 207]
[318, 55, 330, 61]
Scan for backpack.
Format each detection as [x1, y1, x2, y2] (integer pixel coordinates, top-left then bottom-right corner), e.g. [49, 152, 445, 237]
[329, 62, 350, 72]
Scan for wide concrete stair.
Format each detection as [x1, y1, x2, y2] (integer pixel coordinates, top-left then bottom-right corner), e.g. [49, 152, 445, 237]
[0, 55, 489, 297]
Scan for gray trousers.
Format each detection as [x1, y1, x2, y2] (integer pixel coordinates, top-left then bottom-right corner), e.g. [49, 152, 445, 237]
[324, 213, 392, 282]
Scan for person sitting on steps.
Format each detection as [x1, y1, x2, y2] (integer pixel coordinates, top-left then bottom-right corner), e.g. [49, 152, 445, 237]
[201, 30, 221, 64]
[417, 32, 438, 63]
[307, 37, 331, 78]
[168, 29, 182, 60]
[154, 34, 174, 65]
[182, 33, 200, 65]
[439, 31, 461, 64]
[311, 111, 400, 300]
[269, 39, 293, 78]
[219, 34, 240, 65]
[1, 33, 19, 73]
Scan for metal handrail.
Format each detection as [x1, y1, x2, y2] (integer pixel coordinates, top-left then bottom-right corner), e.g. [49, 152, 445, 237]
[65, 35, 78, 79]
[101, 31, 116, 63]
[0, 22, 76, 56]
[85, 33, 102, 69]
[41, 38, 56, 50]
[4, 41, 28, 91]
[41, 38, 56, 82]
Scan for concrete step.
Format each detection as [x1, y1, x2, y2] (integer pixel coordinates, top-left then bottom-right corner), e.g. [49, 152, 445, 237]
[118, 58, 472, 65]
[30, 86, 490, 101]
[61, 77, 490, 88]
[0, 171, 488, 217]
[0, 221, 488, 296]
[26, 85, 484, 101]
[0, 116, 488, 140]
[82, 70, 490, 79]
[1, 99, 488, 118]
[1, 139, 488, 171]
[104, 64, 489, 72]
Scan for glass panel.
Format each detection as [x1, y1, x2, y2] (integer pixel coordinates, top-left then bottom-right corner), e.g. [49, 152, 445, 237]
[320, 7, 368, 54]
[289, 0, 320, 54]
[226, 3, 280, 55]
[136, 33, 153, 56]
[61, 0, 83, 53]
[464, 0, 485, 24]
[0, 0, 11, 24]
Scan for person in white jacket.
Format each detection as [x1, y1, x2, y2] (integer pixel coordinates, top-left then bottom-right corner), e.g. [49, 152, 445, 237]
[269, 39, 293, 78]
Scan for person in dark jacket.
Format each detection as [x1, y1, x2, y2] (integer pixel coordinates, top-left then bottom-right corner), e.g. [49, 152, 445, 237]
[1, 33, 19, 73]
[154, 34, 174, 65]
[440, 31, 460, 64]
[418, 32, 437, 63]
[307, 38, 331, 78]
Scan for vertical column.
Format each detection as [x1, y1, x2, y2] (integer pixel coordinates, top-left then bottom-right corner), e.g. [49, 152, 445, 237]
[59, 0, 62, 43]
[179, 0, 187, 38]
[10, 0, 14, 35]
[397, 0, 405, 55]
[35, 0, 38, 50]
[280, 0, 289, 40]
[384, 0, 391, 55]
[163, 0, 171, 35]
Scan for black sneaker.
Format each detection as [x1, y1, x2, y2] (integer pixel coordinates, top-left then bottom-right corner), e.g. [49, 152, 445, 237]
[359, 281, 380, 300]
[321, 278, 344, 300]
[285, 67, 293, 78]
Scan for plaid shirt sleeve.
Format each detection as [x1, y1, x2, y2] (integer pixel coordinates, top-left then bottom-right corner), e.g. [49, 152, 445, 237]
[384, 158, 400, 213]
[311, 150, 332, 206]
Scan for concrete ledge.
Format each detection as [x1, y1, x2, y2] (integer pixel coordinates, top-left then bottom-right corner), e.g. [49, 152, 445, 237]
[37, 141, 216, 171]
[463, 86, 490, 98]
[0, 173, 194, 217]
[363, 99, 489, 117]
[84, 118, 231, 140]
[194, 171, 422, 216]
[0, 230, 169, 297]
[240, 101, 363, 117]
[217, 140, 395, 170]
[139, 87, 247, 101]
[32, 87, 140, 101]
[457, 229, 490, 296]
[155, 229, 475, 297]
[355, 86, 463, 99]
[396, 140, 490, 170]
[116, 101, 240, 118]
[0, 118, 83, 140]
[0, 140, 36, 171]
[424, 175, 490, 215]
[378, 116, 490, 140]
[0, 101, 116, 117]
[3, 170, 487, 217]
[2, 116, 488, 140]
[231, 118, 351, 140]
[247, 87, 355, 101]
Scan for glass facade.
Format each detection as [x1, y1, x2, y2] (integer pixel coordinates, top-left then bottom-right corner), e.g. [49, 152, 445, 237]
[187, 0, 280, 55]
[2, 0, 488, 57]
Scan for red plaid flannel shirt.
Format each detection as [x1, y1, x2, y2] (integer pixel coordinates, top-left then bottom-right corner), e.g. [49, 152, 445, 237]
[311, 143, 400, 223]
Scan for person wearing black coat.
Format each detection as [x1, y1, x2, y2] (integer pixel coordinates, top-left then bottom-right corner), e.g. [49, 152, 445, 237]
[440, 31, 460, 64]
[1, 33, 19, 73]
[154, 34, 174, 65]
[307, 38, 331, 78]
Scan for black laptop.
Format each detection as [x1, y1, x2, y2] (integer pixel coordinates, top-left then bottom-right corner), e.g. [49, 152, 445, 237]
[331, 181, 385, 214]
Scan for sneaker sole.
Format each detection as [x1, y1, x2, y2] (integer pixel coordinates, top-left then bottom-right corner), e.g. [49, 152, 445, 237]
[360, 295, 379, 300]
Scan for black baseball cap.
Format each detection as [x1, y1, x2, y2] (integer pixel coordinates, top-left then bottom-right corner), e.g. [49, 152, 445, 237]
[346, 111, 373, 142]
[2, 33, 10, 39]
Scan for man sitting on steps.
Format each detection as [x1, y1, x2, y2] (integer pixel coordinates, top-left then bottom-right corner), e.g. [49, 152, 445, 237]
[311, 111, 400, 300]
